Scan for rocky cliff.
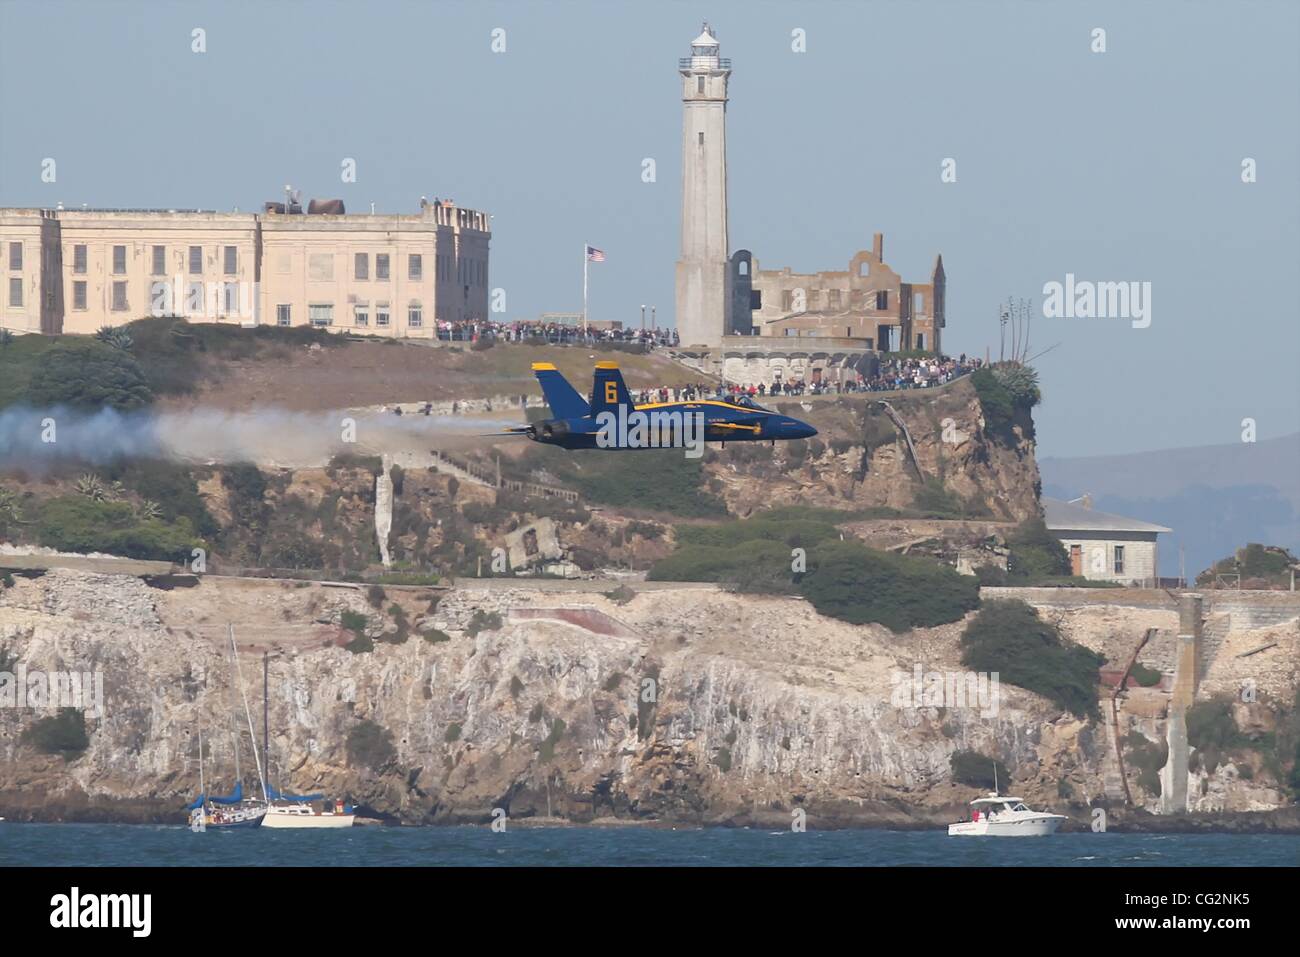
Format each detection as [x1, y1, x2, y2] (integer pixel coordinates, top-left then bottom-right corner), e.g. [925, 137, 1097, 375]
[2, 570, 1294, 828]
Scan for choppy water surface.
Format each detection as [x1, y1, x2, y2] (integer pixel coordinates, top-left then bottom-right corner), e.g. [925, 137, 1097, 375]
[2, 823, 1297, 867]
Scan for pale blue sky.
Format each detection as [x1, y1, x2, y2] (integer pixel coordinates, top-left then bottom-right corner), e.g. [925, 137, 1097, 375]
[2, 0, 1297, 457]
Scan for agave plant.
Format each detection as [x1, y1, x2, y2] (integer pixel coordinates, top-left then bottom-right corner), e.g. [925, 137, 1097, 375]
[74, 473, 107, 502]
[992, 363, 1042, 408]
[94, 325, 134, 351]
[136, 499, 163, 521]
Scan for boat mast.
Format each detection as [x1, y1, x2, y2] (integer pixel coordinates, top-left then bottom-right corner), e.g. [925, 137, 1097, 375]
[263, 651, 270, 795]
[229, 625, 269, 804]
[198, 723, 205, 803]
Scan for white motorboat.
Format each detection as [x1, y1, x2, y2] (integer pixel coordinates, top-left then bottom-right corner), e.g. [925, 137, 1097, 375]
[947, 794, 1067, 836]
[262, 800, 355, 829]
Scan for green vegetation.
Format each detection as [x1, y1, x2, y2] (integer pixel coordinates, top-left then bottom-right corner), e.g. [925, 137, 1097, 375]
[24, 339, 153, 411]
[466, 609, 503, 637]
[126, 316, 347, 396]
[602, 584, 637, 605]
[35, 496, 201, 561]
[1198, 544, 1298, 589]
[346, 720, 396, 770]
[801, 541, 980, 631]
[971, 364, 1039, 443]
[515, 448, 726, 517]
[102, 460, 219, 538]
[445, 722, 462, 743]
[949, 750, 1010, 790]
[1186, 698, 1255, 773]
[713, 747, 733, 772]
[959, 599, 1103, 719]
[341, 610, 373, 652]
[1129, 662, 1163, 687]
[1004, 517, 1073, 582]
[650, 515, 979, 631]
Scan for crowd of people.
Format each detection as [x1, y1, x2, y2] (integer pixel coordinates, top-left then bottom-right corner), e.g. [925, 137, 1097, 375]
[436, 319, 678, 348]
[631, 354, 983, 406]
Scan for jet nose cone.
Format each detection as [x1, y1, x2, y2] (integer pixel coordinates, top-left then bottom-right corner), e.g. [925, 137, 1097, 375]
[791, 420, 817, 439]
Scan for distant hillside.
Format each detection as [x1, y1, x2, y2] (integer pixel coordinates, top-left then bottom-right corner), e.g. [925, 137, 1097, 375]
[1040, 434, 1300, 578]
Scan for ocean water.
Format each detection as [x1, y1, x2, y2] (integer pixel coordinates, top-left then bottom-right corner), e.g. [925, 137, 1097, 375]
[2, 822, 1297, 867]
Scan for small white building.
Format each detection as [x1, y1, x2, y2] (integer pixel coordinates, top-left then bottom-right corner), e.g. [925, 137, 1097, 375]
[1043, 496, 1171, 586]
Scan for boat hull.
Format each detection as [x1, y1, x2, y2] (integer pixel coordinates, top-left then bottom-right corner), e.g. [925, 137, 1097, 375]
[193, 806, 266, 829]
[948, 815, 1064, 837]
[262, 809, 355, 828]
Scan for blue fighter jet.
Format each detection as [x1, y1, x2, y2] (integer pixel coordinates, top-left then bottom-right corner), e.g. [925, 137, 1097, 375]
[501, 361, 817, 451]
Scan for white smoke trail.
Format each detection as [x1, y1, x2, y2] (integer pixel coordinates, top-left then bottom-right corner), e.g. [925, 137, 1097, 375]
[0, 405, 524, 470]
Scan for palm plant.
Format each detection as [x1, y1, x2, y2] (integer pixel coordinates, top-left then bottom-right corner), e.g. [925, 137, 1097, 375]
[74, 473, 107, 502]
[94, 325, 134, 351]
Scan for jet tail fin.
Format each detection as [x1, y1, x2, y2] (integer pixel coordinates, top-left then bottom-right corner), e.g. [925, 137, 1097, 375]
[589, 361, 635, 416]
[532, 363, 590, 419]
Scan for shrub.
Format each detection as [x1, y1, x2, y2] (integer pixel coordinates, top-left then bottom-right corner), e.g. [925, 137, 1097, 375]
[221, 463, 268, 531]
[27, 339, 153, 410]
[341, 610, 369, 636]
[800, 541, 980, 631]
[1005, 517, 1072, 581]
[1187, 698, 1251, 772]
[23, 708, 90, 756]
[603, 584, 636, 605]
[1130, 662, 1163, 687]
[949, 750, 1010, 790]
[36, 496, 201, 561]
[104, 461, 219, 538]
[466, 609, 503, 637]
[560, 450, 726, 517]
[346, 720, 395, 770]
[960, 599, 1103, 718]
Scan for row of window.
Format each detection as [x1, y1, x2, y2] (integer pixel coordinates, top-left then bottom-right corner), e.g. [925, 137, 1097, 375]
[779, 289, 893, 312]
[7, 241, 485, 287]
[352, 252, 485, 286]
[284, 303, 427, 328]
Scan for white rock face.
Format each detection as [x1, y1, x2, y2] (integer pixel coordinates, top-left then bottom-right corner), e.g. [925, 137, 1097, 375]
[0, 572, 1292, 825]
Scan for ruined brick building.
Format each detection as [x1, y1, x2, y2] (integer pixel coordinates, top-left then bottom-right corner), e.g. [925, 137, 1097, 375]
[674, 23, 946, 386]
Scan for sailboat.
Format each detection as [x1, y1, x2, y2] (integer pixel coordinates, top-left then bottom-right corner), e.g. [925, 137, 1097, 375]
[185, 626, 269, 829]
[259, 651, 356, 829]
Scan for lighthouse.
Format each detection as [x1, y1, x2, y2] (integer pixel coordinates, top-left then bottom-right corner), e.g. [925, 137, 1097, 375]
[674, 22, 731, 349]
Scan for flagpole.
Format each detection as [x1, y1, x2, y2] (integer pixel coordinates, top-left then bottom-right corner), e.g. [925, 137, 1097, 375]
[582, 244, 589, 336]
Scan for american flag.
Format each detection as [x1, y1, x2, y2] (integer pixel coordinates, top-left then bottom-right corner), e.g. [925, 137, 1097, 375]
[585, 245, 606, 262]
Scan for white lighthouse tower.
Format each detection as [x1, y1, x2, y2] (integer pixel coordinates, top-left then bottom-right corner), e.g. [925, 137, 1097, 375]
[674, 22, 731, 349]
